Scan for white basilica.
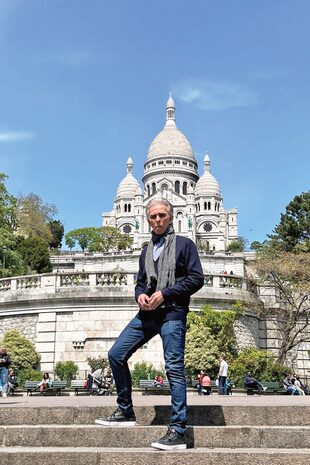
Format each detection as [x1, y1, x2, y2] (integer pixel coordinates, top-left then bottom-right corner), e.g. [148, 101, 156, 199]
[102, 95, 238, 251]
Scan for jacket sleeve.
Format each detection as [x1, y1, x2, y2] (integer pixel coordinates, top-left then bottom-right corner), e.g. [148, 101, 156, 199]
[161, 239, 204, 301]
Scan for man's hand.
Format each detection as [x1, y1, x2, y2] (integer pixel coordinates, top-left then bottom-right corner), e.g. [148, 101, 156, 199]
[137, 293, 151, 311]
[148, 291, 164, 310]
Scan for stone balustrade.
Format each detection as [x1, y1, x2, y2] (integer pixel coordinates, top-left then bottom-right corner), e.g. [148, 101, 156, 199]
[0, 271, 257, 294]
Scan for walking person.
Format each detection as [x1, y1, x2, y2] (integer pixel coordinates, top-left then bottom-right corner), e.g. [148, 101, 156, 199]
[95, 198, 204, 450]
[218, 354, 228, 395]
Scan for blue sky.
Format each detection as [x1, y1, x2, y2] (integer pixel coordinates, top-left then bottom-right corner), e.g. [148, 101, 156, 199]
[1, 0, 309, 245]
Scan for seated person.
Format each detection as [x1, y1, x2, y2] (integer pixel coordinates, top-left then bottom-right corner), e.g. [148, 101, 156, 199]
[103, 369, 114, 395]
[292, 373, 305, 396]
[7, 369, 18, 395]
[196, 370, 204, 395]
[244, 371, 267, 393]
[154, 373, 164, 387]
[200, 372, 211, 395]
[226, 377, 234, 395]
[38, 372, 52, 393]
[283, 373, 300, 395]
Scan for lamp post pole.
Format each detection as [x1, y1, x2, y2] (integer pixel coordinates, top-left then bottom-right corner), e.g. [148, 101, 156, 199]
[2, 246, 8, 277]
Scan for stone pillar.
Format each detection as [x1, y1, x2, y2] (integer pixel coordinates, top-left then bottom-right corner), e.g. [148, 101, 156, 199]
[36, 312, 56, 373]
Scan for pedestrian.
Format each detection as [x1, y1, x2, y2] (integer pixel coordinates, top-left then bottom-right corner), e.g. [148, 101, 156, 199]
[0, 346, 11, 398]
[218, 354, 228, 395]
[95, 198, 204, 450]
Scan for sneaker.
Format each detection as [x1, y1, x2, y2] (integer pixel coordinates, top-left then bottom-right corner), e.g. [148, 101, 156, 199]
[95, 408, 136, 426]
[151, 427, 187, 450]
[263, 386, 267, 391]
[2, 392, 7, 398]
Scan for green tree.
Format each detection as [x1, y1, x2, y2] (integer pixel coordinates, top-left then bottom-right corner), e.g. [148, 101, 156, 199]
[17, 193, 57, 243]
[185, 325, 219, 377]
[0, 328, 40, 370]
[86, 356, 109, 372]
[0, 173, 18, 231]
[255, 250, 310, 364]
[65, 226, 133, 252]
[185, 304, 242, 377]
[269, 191, 310, 252]
[16, 235, 52, 274]
[229, 347, 290, 386]
[48, 220, 64, 249]
[131, 362, 158, 387]
[226, 236, 248, 252]
[65, 227, 98, 251]
[54, 361, 78, 386]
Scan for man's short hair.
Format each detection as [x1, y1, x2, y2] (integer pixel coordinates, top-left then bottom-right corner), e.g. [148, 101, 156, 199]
[146, 198, 174, 219]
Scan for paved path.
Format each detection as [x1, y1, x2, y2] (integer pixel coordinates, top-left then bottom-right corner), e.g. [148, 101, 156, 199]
[1, 391, 309, 408]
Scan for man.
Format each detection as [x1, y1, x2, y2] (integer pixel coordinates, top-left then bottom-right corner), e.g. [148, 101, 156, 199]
[244, 371, 267, 394]
[218, 354, 228, 395]
[95, 198, 204, 450]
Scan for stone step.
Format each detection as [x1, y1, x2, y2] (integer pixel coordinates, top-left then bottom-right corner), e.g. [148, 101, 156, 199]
[2, 405, 310, 426]
[2, 425, 310, 449]
[1, 447, 310, 465]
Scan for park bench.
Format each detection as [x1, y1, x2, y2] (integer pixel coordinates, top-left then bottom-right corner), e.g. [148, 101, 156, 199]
[25, 380, 67, 396]
[70, 379, 88, 396]
[139, 379, 170, 395]
[246, 381, 286, 395]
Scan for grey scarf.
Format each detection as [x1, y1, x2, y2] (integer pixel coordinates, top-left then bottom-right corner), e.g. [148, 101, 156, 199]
[145, 225, 176, 291]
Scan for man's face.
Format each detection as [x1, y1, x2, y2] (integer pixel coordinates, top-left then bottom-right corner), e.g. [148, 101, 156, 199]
[148, 204, 172, 235]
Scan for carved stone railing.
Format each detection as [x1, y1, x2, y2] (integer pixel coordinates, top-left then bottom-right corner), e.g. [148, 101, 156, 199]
[0, 272, 258, 296]
[60, 273, 90, 287]
[16, 276, 41, 289]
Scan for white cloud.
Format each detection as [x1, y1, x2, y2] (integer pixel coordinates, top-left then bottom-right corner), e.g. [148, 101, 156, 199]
[0, 130, 35, 142]
[174, 79, 258, 111]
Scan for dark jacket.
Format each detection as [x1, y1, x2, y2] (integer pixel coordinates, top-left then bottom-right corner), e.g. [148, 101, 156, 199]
[135, 235, 204, 321]
[0, 354, 11, 369]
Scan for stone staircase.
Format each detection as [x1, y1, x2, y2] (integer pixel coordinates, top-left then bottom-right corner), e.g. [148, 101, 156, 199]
[1, 404, 310, 464]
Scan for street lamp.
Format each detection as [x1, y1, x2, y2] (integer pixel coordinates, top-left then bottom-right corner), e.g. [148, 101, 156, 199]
[2, 246, 8, 278]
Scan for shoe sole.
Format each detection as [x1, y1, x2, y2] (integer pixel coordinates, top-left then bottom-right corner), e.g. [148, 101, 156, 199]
[151, 442, 187, 450]
[95, 419, 137, 427]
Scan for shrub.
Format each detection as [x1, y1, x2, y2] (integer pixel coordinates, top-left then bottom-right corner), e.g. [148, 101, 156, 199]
[230, 347, 290, 386]
[86, 356, 109, 372]
[54, 361, 78, 387]
[17, 368, 43, 388]
[0, 328, 40, 370]
[131, 362, 162, 387]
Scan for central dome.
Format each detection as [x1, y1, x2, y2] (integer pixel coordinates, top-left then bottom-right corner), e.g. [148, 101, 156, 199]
[147, 95, 196, 161]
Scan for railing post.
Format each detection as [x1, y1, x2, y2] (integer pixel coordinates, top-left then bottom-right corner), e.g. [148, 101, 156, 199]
[213, 275, 220, 288]
[89, 273, 97, 287]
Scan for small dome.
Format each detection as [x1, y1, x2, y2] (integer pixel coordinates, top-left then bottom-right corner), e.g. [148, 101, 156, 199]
[147, 95, 196, 161]
[195, 151, 222, 197]
[116, 157, 141, 199]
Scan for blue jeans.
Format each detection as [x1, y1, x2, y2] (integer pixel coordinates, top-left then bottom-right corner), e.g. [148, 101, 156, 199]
[287, 386, 300, 395]
[108, 316, 187, 435]
[0, 367, 8, 394]
[219, 376, 227, 395]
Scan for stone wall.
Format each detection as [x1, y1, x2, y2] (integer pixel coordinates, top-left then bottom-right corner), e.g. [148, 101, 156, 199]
[0, 314, 38, 340]
[233, 314, 261, 350]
